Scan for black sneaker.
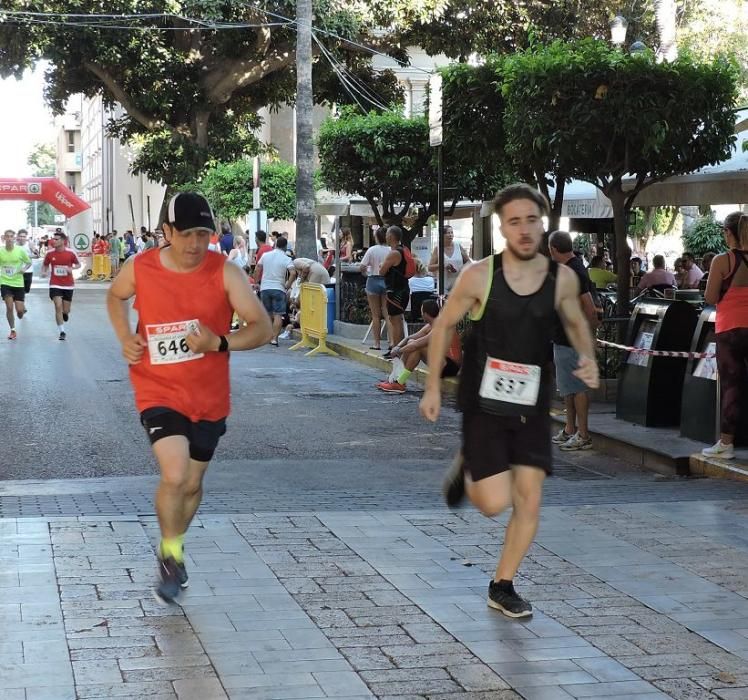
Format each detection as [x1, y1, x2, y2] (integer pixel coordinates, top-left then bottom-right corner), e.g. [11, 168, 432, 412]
[153, 556, 182, 604]
[62, 312, 69, 322]
[59, 331, 66, 341]
[175, 559, 189, 588]
[443, 452, 465, 508]
[487, 580, 533, 618]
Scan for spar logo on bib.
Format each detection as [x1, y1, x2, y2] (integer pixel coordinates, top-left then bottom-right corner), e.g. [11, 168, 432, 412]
[152, 323, 190, 335]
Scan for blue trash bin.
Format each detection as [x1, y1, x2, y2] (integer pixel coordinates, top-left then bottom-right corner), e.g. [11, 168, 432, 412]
[325, 285, 335, 335]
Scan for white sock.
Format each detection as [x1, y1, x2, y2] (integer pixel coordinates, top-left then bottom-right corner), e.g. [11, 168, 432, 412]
[58, 324, 65, 332]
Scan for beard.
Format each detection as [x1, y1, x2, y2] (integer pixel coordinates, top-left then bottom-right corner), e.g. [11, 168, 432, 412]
[506, 240, 539, 261]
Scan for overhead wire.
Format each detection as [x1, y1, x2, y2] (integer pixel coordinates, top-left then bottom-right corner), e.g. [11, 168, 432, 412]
[313, 31, 393, 112]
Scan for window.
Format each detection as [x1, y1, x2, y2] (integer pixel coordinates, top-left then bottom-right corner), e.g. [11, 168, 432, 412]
[67, 131, 76, 153]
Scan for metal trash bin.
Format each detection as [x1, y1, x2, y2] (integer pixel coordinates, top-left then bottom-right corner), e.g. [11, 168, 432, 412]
[616, 300, 698, 427]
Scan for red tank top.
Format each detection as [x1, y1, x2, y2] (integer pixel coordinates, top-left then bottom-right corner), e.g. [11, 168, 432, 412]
[130, 249, 233, 421]
[717, 250, 748, 334]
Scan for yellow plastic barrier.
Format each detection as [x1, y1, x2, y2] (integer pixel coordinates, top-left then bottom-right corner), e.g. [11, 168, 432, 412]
[290, 282, 338, 357]
[92, 254, 111, 280]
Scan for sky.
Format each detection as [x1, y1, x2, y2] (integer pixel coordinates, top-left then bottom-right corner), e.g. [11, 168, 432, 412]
[0, 63, 56, 228]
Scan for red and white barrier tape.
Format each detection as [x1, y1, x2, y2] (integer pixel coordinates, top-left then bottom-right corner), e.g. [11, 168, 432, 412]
[596, 339, 715, 359]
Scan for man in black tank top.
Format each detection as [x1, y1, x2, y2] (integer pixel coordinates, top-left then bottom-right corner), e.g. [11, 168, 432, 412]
[419, 183, 599, 619]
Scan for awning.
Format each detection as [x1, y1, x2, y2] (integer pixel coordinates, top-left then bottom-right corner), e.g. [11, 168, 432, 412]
[548, 180, 613, 219]
[315, 190, 350, 216]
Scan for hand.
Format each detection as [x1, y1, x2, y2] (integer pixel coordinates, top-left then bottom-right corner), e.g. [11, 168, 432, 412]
[121, 333, 146, 365]
[447, 264, 457, 273]
[185, 321, 220, 354]
[573, 354, 600, 390]
[419, 386, 441, 422]
[391, 346, 402, 358]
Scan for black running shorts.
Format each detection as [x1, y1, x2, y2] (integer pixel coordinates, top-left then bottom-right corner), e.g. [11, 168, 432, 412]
[23, 272, 32, 293]
[1, 285, 25, 302]
[386, 287, 410, 317]
[462, 410, 552, 481]
[140, 407, 227, 463]
[49, 288, 74, 302]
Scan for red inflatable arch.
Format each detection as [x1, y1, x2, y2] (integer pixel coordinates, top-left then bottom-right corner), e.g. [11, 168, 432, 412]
[0, 177, 90, 216]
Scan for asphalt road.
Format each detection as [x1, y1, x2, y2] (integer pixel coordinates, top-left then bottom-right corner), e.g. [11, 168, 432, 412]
[0, 286, 461, 481]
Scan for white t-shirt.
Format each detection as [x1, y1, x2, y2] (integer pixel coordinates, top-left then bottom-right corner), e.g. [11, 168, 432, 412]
[360, 244, 390, 276]
[409, 276, 436, 293]
[259, 248, 294, 291]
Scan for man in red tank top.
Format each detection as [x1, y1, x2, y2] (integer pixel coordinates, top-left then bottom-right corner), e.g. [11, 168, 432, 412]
[107, 192, 272, 604]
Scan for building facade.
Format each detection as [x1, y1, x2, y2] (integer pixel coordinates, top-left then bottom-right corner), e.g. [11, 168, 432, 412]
[55, 95, 82, 196]
[80, 95, 165, 235]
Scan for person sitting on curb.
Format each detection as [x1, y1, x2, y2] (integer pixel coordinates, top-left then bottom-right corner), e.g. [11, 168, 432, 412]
[376, 299, 461, 394]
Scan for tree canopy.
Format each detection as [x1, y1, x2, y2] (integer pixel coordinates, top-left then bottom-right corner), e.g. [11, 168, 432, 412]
[500, 39, 738, 311]
[25, 142, 57, 226]
[195, 159, 318, 224]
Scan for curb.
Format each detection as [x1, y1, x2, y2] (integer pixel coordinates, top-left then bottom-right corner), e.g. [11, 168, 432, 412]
[321, 335, 459, 396]
[689, 454, 748, 483]
[549, 412, 690, 476]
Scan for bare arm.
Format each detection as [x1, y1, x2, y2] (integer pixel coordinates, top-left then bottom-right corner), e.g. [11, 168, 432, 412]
[379, 249, 401, 276]
[556, 266, 599, 388]
[704, 254, 728, 306]
[106, 257, 146, 364]
[286, 267, 298, 289]
[419, 261, 486, 422]
[254, 260, 263, 284]
[427, 246, 439, 272]
[580, 291, 599, 329]
[460, 245, 471, 264]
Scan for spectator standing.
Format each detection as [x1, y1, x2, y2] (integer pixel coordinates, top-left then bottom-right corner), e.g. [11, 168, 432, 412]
[340, 228, 354, 263]
[227, 235, 248, 270]
[673, 257, 686, 287]
[379, 226, 411, 355]
[636, 255, 676, 292]
[219, 223, 235, 255]
[359, 228, 391, 350]
[124, 231, 136, 258]
[680, 252, 704, 289]
[549, 230, 599, 451]
[109, 232, 123, 276]
[428, 225, 470, 293]
[254, 230, 273, 265]
[702, 212, 748, 459]
[587, 255, 617, 289]
[256, 236, 295, 346]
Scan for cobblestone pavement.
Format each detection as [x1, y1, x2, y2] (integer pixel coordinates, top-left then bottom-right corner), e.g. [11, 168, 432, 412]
[2, 495, 748, 700]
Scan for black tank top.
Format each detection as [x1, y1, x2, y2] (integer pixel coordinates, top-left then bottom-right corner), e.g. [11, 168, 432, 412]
[385, 246, 408, 291]
[458, 253, 558, 416]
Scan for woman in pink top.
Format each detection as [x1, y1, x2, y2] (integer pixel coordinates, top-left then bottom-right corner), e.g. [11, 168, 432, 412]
[703, 211, 748, 458]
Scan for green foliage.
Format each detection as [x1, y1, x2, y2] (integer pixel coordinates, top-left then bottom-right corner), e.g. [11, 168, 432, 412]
[25, 141, 58, 225]
[27, 142, 56, 177]
[500, 38, 739, 313]
[0, 1, 404, 188]
[318, 111, 436, 243]
[197, 159, 318, 223]
[682, 216, 727, 257]
[440, 58, 511, 202]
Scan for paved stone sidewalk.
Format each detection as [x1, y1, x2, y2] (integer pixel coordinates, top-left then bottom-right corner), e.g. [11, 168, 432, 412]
[1, 499, 747, 700]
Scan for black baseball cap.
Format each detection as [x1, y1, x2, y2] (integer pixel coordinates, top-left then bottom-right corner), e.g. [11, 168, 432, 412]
[166, 192, 216, 233]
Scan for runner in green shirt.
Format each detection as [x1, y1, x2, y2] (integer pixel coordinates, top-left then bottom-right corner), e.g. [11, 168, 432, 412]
[0, 229, 32, 340]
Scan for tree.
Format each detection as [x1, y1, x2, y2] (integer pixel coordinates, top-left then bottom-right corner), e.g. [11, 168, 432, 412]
[318, 112, 434, 246]
[501, 39, 738, 316]
[196, 159, 317, 224]
[682, 215, 727, 257]
[25, 142, 57, 226]
[630, 206, 679, 253]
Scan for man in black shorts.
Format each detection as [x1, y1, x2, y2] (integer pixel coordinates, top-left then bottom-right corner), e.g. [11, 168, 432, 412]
[16, 229, 36, 294]
[0, 229, 31, 340]
[376, 298, 459, 393]
[379, 226, 410, 355]
[42, 232, 81, 340]
[420, 184, 598, 618]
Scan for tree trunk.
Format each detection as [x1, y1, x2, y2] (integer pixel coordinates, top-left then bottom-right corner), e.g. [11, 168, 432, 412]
[655, 0, 678, 62]
[157, 186, 174, 229]
[294, 0, 317, 261]
[609, 190, 631, 336]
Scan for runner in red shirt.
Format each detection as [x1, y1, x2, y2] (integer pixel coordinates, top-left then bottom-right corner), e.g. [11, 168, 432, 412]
[42, 232, 81, 341]
[107, 192, 272, 604]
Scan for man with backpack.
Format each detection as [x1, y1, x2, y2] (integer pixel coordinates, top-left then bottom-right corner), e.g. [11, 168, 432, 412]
[379, 225, 415, 354]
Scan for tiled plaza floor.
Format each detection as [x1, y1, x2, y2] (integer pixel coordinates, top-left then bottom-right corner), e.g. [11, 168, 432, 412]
[2, 497, 748, 700]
